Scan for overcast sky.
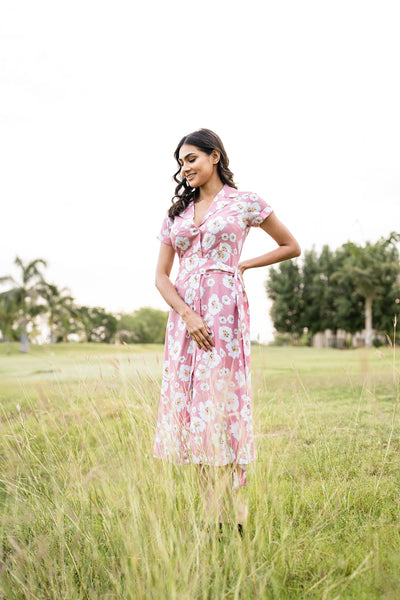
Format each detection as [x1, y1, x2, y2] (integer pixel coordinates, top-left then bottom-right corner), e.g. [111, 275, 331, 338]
[1, 0, 399, 342]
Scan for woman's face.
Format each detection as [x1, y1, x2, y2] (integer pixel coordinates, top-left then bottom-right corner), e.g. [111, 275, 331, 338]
[178, 143, 219, 188]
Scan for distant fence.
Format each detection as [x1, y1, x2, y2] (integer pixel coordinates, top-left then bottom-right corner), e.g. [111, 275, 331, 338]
[311, 329, 387, 348]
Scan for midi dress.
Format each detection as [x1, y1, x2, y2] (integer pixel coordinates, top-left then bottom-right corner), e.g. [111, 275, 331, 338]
[153, 183, 273, 489]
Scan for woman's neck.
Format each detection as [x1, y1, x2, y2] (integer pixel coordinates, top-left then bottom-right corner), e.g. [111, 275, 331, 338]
[197, 176, 224, 203]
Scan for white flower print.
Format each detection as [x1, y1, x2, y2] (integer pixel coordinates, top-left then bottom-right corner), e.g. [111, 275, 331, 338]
[200, 382, 210, 392]
[170, 341, 181, 360]
[222, 295, 231, 305]
[226, 338, 240, 359]
[184, 287, 195, 304]
[216, 378, 228, 392]
[227, 314, 235, 324]
[198, 400, 216, 422]
[229, 233, 236, 242]
[235, 371, 246, 387]
[230, 421, 241, 440]
[216, 400, 225, 412]
[212, 242, 231, 263]
[189, 273, 200, 289]
[219, 326, 233, 342]
[203, 349, 221, 368]
[237, 212, 248, 228]
[206, 277, 215, 287]
[208, 294, 223, 315]
[176, 236, 190, 251]
[162, 362, 170, 379]
[240, 405, 251, 422]
[222, 275, 235, 290]
[195, 363, 210, 380]
[219, 316, 227, 324]
[178, 364, 192, 382]
[226, 391, 239, 412]
[221, 233, 229, 241]
[173, 392, 186, 411]
[209, 217, 226, 233]
[203, 232, 216, 249]
[191, 416, 206, 433]
[185, 254, 200, 271]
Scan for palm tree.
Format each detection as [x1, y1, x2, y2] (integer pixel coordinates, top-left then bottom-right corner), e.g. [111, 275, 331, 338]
[1, 257, 48, 353]
[333, 233, 400, 347]
[0, 279, 19, 355]
[38, 282, 76, 343]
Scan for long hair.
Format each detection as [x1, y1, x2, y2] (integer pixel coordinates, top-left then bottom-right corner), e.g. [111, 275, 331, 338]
[168, 128, 237, 218]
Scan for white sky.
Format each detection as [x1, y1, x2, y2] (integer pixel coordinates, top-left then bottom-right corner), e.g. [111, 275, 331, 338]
[1, 0, 399, 342]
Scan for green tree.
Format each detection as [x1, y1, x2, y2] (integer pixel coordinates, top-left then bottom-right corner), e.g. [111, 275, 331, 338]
[332, 232, 400, 347]
[266, 261, 303, 341]
[38, 282, 77, 343]
[0, 289, 19, 354]
[116, 307, 169, 344]
[75, 306, 118, 343]
[0, 257, 48, 353]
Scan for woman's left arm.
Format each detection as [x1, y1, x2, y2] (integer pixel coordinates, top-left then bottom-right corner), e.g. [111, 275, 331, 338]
[238, 213, 301, 275]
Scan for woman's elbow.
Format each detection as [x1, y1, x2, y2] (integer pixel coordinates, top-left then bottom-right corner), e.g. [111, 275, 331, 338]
[292, 242, 301, 258]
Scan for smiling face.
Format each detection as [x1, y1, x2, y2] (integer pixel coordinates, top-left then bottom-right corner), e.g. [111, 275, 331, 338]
[178, 143, 220, 189]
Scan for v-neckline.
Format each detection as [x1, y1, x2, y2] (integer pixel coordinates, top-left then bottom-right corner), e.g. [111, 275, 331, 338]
[192, 184, 225, 228]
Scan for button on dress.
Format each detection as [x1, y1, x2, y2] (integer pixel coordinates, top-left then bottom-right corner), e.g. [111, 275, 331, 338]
[153, 184, 273, 489]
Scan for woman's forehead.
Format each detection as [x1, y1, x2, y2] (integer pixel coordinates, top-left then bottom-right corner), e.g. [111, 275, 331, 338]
[178, 143, 200, 160]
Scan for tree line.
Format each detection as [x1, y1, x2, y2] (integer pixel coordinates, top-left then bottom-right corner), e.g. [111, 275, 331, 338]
[266, 232, 400, 347]
[2, 234, 399, 353]
[0, 257, 168, 353]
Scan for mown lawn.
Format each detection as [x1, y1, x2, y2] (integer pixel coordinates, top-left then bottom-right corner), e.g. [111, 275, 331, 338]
[1, 342, 399, 599]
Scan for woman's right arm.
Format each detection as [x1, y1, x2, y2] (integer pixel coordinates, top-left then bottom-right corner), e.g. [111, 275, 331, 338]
[155, 242, 214, 350]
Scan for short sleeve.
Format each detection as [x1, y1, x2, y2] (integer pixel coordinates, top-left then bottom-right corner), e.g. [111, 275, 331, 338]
[157, 212, 173, 245]
[247, 193, 273, 227]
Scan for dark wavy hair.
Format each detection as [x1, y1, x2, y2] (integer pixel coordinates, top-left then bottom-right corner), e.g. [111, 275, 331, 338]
[168, 128, 237, 218]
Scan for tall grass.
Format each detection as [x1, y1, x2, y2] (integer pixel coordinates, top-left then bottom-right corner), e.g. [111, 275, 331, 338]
[1, 343, 399, 599]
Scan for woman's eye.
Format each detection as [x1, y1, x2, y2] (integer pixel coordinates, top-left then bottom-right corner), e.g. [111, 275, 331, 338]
[189, 158, 195, 163]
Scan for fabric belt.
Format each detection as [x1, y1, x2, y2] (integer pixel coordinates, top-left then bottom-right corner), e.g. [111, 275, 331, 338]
[178, 260, 249, 367]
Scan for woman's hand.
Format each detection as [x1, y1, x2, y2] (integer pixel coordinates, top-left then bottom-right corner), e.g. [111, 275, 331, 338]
[237, 262, 249, 278]
[182, 308, 214, 351]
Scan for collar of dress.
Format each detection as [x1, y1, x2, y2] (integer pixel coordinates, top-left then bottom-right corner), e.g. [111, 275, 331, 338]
[184, 184, 240, 224]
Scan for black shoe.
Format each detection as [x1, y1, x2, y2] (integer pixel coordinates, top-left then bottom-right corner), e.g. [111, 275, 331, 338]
[237, 523, 243, 537]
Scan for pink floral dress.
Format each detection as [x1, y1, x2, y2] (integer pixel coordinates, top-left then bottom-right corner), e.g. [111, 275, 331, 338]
[153, 184, 273, 489]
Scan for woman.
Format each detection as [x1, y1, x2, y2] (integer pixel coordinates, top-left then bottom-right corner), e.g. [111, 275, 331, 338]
[154, 128, 300, 535]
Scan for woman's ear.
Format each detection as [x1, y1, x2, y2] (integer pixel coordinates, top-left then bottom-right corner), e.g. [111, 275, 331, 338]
[211, 149, 221, 164]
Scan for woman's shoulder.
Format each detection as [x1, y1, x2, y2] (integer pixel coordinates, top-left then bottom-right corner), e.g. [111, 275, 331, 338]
[224, 185, 263, 201]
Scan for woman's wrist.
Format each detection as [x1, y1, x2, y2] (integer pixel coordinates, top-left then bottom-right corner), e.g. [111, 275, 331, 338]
[179, 305, 192, 320]
[238, 261, 251, 273]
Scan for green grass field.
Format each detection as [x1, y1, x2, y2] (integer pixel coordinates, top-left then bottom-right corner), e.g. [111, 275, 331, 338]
[1, 343, 399, 599]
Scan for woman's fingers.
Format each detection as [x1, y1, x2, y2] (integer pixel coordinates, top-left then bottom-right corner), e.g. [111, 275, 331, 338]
[191, 325, 214, 350]
[183, 311, 214, 350]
